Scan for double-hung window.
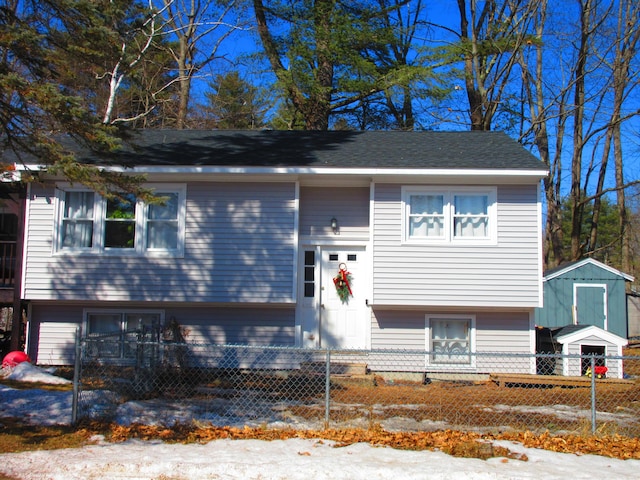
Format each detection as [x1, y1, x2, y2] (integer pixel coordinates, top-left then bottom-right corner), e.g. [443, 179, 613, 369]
[426, 314, 475, 367]
[60, 191, 97, 249]
[402, 187, 496, 244]
[55, 184, 186, 256]
[85, 310, 163, 361]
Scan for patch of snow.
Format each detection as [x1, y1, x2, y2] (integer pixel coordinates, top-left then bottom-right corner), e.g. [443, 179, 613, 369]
[1, 365, 639, 479]
[1, 362, 71, 385]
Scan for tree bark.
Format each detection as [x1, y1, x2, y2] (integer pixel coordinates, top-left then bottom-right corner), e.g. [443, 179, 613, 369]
[568, 0, 591, 261]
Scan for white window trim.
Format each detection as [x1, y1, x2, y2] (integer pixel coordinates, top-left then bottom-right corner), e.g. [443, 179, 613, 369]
[401, 186, 497, 245]
[54, 183, 186, 257]
[425, 314, 476, 369]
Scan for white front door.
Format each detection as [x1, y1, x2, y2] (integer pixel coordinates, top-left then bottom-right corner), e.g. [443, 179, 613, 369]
[298, 246, 369, 349]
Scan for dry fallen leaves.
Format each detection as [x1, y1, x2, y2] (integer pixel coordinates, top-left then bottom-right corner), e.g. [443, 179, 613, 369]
[99, 422, 640, 461]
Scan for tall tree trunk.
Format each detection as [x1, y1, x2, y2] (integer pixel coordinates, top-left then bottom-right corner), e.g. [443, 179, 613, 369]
[589, 129, 612, 255]
[519, 0, 565, 268]
[254, 0, 334, 130]
[568, 0, 592, 261]
[615, 128, 630, 278]
[307, 0, 334, 130]
[176, 29, 192, 129]
[458, 0, 486, 130]
[613, 0, 640, 282]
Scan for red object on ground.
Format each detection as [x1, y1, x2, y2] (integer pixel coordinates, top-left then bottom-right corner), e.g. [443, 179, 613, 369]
[2, 351, 31, 368]
[594, 366, 608, 375]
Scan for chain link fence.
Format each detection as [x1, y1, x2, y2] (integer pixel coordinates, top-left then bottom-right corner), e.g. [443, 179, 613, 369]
[73, 332, 640, 437]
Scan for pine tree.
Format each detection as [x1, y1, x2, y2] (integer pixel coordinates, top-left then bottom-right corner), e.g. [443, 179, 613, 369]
[201, 72, 270, 129]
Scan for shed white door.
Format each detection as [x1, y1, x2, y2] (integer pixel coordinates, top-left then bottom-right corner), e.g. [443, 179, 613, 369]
[574, 284, 608, 330]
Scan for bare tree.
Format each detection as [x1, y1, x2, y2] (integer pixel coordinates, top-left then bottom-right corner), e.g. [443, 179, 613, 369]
[519, 0, 640, 270]
[100, 1, 169, 125]
[609, 0, 640, 282]
[518, 0, 566, 267]
[156, 0, 250, 129]
[454, 0, 540, 130]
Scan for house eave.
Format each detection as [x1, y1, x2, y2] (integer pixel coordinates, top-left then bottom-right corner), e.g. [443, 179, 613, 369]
[21, 164, 547, 184]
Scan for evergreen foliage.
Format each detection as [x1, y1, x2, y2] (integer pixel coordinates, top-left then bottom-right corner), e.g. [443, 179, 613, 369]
[0, 0, 154, 199]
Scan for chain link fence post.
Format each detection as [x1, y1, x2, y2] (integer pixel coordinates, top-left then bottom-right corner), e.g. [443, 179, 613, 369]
[71, 326, 81, 425]
[590, 355, 596, 434]
[324, 348, 331, 429]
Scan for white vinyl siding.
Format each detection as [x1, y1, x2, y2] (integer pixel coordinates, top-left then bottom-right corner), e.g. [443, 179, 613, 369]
[28, 303, 296, 365]
[373, 184, 541, 308]
[299, 187, 370, 239]
[168, 306, 296, 346]
[24, 182, 297, 303]
[369, 309, 532, 374]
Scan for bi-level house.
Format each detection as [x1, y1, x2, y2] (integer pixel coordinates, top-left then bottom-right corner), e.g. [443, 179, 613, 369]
[15, 130, 547, 373]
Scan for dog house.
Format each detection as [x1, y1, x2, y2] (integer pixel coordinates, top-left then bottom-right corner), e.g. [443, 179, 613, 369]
[536, 324, 627, 379]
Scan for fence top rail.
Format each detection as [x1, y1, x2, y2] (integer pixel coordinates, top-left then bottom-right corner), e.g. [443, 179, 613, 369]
[79, 339, 639, 361]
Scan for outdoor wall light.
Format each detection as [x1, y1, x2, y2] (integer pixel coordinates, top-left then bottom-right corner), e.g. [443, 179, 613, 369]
[330, 217, 338, 234]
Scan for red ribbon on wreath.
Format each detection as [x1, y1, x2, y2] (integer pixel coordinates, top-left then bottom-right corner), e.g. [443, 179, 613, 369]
[333, 263, 352, 302]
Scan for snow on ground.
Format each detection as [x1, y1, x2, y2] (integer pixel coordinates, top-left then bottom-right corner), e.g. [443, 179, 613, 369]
[1, 363, 639, 480]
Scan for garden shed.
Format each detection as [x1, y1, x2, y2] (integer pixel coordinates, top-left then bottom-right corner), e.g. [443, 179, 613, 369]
[536, 324, 627, 379]
[535, 258, 634, 339]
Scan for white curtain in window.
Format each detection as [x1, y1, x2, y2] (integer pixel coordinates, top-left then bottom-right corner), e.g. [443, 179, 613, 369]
[410, 195, 444, 237]
[432, 319, 469, 341]
[62, 191, 94, 247]
[147, 193, 178, 249]
[454, 195, 488, 237]
[431, 319, 470, 364]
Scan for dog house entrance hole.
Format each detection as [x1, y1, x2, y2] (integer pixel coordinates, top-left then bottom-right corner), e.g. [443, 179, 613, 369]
[581, 345, 605, 375]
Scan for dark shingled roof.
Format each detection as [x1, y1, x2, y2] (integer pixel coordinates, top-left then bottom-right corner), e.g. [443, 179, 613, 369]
[54, 130, 544, 170]
[551, 324, 592, 339]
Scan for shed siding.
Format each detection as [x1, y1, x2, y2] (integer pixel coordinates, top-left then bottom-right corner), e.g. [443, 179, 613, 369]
[629, 295, 640, 338]
[23, 182, 297, 303]
[370, 308, 532, 373]
[28, 303, 296, 366]
[372, 184, 540, 307]
[536, 263, 629, 338]
[299, 187, 369, 239]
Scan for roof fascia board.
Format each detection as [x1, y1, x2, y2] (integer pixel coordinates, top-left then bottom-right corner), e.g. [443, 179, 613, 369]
[18, 164, 548, 178]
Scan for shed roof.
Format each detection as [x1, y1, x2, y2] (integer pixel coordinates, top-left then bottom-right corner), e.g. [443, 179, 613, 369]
[11, 130, 546, 172]
[544, 257, 634, 283]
